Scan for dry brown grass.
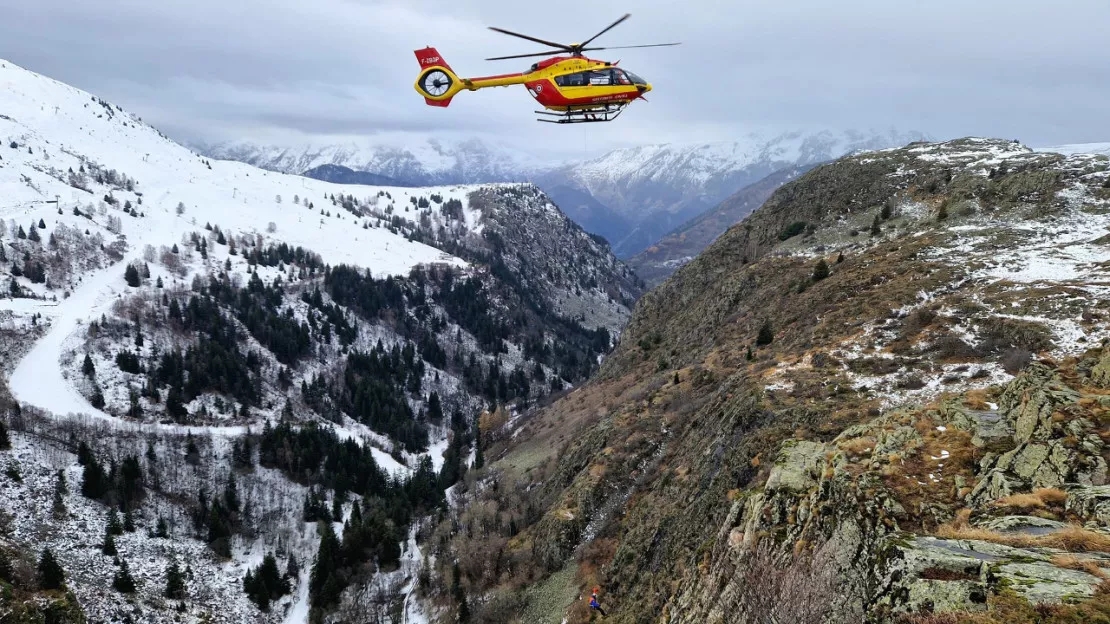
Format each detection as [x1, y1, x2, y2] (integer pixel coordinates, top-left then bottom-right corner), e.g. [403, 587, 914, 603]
[1051, 554, 1109, 580]
[993, 488, 1068, 511]
[962, 389, 991, 411]
[838, 436, 876, 457]
[936, 519, 1110, 553]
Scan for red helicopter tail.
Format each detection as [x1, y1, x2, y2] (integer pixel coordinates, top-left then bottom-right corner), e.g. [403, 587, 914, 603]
[415, 47, 457, 107]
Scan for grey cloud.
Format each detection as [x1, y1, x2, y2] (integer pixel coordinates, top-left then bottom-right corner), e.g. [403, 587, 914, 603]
[2, 0, 1108, 158]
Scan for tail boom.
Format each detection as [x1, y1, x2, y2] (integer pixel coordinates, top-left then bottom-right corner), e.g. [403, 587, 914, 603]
[414, 47, 525, 107]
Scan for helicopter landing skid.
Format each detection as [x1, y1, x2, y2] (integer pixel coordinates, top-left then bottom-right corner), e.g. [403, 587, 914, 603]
[536, 105, 626, 124]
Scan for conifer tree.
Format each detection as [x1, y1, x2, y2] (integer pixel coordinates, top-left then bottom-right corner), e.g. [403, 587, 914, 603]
[113, 559, 137, 593]
[52, 470, 67, 517]
[102, 530, 118, 556]
[82, 353, 96, 377]
[124, 263, 140, 287]
[836, 251, 845, 264]
[309, 523, 342, 610]
[938, 200, 949, 221]
[91, 384, 105, 409]
[81, 453, 107, 498]
[38, 547, 65, 590]
[756, 320, 775, 346]
[165, 560, 187, 599]
[869, 215, 882, 237]
[0, 420, 10, 450]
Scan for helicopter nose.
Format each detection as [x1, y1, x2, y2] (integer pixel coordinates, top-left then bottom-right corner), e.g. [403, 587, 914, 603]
[637, 83, 652, 94]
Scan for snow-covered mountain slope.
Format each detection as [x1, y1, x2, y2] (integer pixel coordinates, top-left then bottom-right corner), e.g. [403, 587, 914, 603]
[202, 136, 545, 187]
[536, 129, 929, 257]
[0, 57, 638, 623]
[1038, 142, 1110, 157]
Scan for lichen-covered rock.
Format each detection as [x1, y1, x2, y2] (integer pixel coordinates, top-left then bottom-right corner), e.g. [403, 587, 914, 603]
[999, 364, 1079, 445]
[979, 515, 1068, 533]
[765, 439, 826, 493]
[1066, 485, 1110, 525]
[1091, 346, 1110, 388]
[996, 561, 1101, 603]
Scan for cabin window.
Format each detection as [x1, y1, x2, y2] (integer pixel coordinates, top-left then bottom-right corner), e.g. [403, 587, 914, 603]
[555, 72, 589, 87]
[586, 71, 612, 86]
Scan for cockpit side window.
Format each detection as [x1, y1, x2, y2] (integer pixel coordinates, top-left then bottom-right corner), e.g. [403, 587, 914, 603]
[612, 69, 632, 85]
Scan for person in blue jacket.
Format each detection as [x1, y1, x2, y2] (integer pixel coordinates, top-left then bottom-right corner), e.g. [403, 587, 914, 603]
[588, 587, 607, 617]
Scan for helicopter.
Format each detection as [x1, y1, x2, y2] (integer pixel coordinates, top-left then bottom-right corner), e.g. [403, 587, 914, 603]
[413, 14, 679, 124]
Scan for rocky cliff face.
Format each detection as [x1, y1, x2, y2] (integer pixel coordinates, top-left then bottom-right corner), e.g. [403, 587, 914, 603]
[424, 138, 1110, 623]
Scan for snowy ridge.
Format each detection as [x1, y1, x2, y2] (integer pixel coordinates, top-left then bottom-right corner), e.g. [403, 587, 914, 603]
[1037, 142, 1110, 157]
[202, 136, 548, 187]
[0, 56, 500, 424]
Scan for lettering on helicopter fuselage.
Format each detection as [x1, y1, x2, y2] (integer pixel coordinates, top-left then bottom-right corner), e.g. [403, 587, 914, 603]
[421, 56, 441, 65]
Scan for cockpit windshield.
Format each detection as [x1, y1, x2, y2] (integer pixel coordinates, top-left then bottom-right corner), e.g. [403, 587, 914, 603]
[623, 70, 646, 85]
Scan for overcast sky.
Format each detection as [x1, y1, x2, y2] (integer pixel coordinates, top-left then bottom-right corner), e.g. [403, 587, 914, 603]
[3, 0, 1109, 160]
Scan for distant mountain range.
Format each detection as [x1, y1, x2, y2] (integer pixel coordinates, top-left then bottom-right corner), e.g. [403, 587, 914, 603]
[535, 130, 929, 257]
[202, 129, 928, 262]
[202, 136, 543, 186]
[1036, 142, 1110, 157]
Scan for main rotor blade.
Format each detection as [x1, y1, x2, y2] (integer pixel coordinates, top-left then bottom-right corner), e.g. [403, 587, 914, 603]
[580, 42, 682, 52]
[488, 26, 570, 51]
[578, 13, 631, 48]
[485, 50, 567, 61]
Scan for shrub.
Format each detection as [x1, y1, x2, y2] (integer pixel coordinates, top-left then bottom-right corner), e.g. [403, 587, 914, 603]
[779, 221, 807, 241]
[1000, 348, 1033, 374]
[813, 259, 830, 281]
[897, 375, 926, 390]
[979, 317, 1054, 353]
[931, 335, 979, 359]
[901, 307, 937, 338]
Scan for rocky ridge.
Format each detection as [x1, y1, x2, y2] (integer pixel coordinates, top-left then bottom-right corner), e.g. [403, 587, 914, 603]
[424, 137, 1110, 623]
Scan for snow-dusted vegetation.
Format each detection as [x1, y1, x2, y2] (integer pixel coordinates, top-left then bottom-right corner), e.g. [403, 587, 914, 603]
[0, 58, 639, 623]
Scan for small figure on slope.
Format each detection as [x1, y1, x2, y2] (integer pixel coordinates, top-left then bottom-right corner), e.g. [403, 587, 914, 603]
[588, 587, 607, 617]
